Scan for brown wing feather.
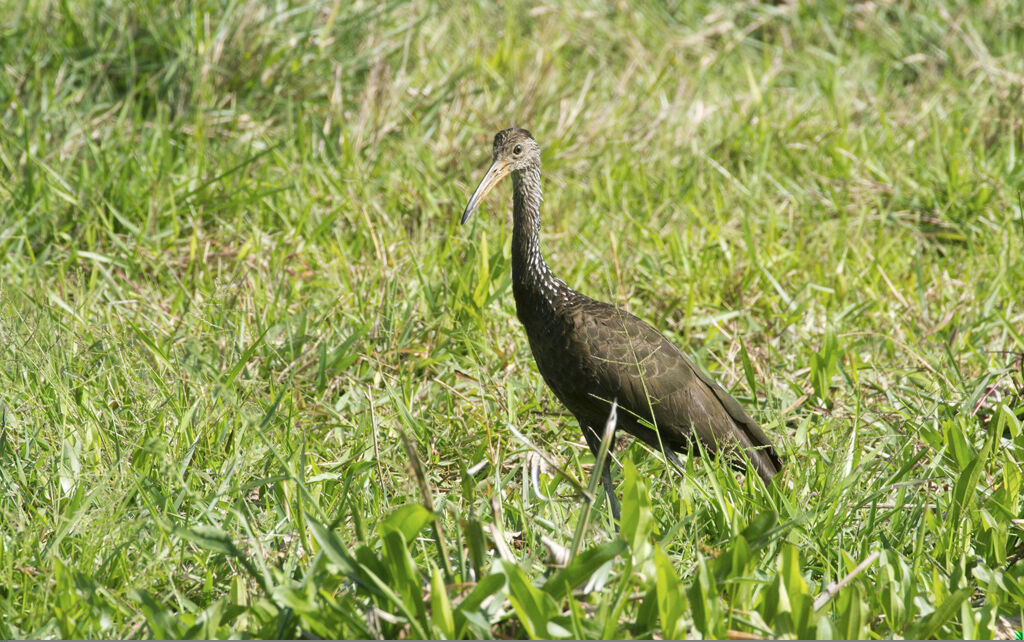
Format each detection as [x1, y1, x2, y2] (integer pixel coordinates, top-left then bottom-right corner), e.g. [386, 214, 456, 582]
[550, 300, 781, 483]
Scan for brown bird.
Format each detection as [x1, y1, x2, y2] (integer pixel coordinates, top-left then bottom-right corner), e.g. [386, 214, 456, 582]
[461, 127, 782, 520]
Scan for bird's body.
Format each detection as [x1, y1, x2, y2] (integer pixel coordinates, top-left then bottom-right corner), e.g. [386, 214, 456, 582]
[462, 128, 782, 519]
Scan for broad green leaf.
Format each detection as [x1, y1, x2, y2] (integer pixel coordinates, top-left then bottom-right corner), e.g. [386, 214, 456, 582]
[907, 587, 972, 639]
[714, 533, 751, 579]
[307, 516, 358, 575]
[780, 544, 813, 637]
[952, 442, 991, 522]
[835, 582, 867, 639]
[131, 590, 186, 639]
[655, 544, 688, 639]
[810, 328, 841, 403]
[454, 571, 506, 618]
[380, 529, 430, 638]
[620, 458, 656, 564]
[740, 511, 778, 547]
[504, 561, 561, 639]
[379, 503, 436, 544]
[454, 572, 508, 640]
[943, 419, 973, 471]
[430, 565, 455, 639]
[307, 518, 419, 631]
[739, 339, 757, 397]
[687, 554, 722, 638]
[543, 539, 626, 601]
[174, 524, 240, 557]
[462, 517, 488, 581]
[380, 527, 418, 595]
[635, 585, 659, 633]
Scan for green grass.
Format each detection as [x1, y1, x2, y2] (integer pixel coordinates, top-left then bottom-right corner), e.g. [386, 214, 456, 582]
[2, 0, 1024, 638]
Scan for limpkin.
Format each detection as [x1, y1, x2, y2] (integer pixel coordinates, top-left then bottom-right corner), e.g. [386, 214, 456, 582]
[460, 127, 782, 520]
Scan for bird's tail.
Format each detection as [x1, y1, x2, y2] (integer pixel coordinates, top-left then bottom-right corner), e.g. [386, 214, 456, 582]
[747, 442, 782, 486]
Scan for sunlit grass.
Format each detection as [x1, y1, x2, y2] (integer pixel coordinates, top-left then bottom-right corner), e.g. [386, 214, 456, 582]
[1, 0, 1023, 638]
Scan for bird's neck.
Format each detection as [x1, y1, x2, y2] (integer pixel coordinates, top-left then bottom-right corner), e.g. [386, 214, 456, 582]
[510, 166, 571, 317]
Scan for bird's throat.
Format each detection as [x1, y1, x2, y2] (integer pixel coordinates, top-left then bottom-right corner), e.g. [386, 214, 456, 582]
[511, 167, 554, 298]
[511, 167, 542, 256]
[512, 166, 569, 321]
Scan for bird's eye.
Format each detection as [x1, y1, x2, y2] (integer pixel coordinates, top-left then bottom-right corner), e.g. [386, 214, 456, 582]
[513, 144, 522, 155]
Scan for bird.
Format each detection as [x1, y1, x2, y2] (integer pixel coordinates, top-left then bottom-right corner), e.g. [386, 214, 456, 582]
[460, 127, 782, 520]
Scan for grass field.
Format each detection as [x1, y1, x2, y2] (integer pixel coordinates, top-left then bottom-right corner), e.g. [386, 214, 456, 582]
[2, 0, 1024, 638]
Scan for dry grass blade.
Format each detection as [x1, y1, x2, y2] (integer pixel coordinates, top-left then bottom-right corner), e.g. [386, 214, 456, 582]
[813, 550, 881, 611]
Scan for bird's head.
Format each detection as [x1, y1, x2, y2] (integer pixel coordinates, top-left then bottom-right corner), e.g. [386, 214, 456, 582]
[461, 127, 540, 224]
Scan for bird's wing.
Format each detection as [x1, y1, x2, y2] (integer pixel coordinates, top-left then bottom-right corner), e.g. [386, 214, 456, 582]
[687, 355, 783, 470]
[572, 302, 782, 475]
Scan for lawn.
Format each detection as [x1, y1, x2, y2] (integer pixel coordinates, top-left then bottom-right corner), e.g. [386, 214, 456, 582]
[1, 0, 1023, 638]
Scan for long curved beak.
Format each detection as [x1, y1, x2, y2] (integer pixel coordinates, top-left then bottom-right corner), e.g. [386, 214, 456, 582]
[461, 160, 512, 225]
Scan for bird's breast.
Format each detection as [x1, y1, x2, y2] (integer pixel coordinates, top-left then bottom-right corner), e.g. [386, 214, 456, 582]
[519, 308, 604, 401]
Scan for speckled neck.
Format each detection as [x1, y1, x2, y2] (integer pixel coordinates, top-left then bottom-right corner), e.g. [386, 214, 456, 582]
[511, 164, 574, 321]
